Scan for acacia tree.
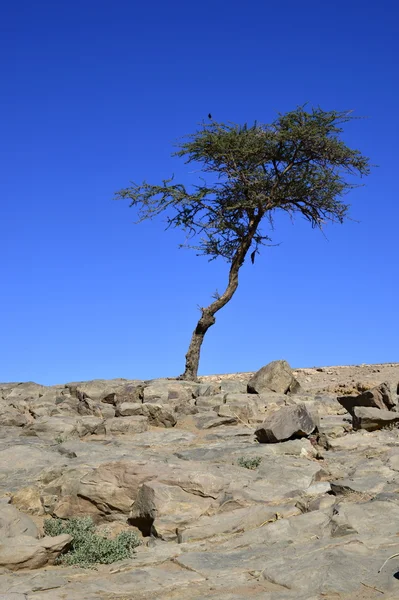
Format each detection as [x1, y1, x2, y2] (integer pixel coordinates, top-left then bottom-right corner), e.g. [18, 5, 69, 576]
[116, 107, 370, 381]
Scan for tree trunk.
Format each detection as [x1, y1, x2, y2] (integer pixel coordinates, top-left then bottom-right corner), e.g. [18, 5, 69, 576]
[180, 215, 262, 381]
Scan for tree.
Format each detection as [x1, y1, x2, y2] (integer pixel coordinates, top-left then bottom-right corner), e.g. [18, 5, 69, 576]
[115, 106, 371, 381]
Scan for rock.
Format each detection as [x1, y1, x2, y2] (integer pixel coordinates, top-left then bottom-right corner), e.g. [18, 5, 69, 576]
[219, 380, 247, 394]
[177, 503, 300, 543]
[331, 500, 399, 538]
[11, 487, 44, 516]
[247, 360, 301, 395]
[130, 480, 215, 540]
[115, 402, 143, 416]
[66, 379, 140, 403]
[337, 382, 395, 415]
[143, 381, 194, 405]
[353, 406, 399, 431]
[195, 395, 225, 409]
[0, 505, 39, 538]
[116, 403, 177, 427]
[142, 404, 176, 427]
[0, 407, 28, 427]
[216, 403, 256, 423]
[105, 416, 149, 435]
[255, 404, 318, 443]
[0, 534, 72, 570]
[192, 414, 238, 429]
[108, 382, 144, 405]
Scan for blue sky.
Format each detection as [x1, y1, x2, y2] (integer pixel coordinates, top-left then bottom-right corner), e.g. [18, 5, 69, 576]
[1, 0, 398, 385]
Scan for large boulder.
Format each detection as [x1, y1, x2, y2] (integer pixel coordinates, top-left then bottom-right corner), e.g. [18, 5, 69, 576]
[352, 406, 399, 431]
[247, 360, 301, 395]
[337, 382, 395, 415]
[255, 404, 318, 443]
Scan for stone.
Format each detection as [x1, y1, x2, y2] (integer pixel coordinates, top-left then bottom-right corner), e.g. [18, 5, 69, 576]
[0, 534, 72, 570]
[0, 407, 28, 427]
[0, 505, 39, 538]
[115, 402, 143, 416]
[255, 404, 318, 443]
[105, 416, 148, 435]
[247, 360, 301, 395]
[177, 503, 300, 543]
[216, 403, 256, 423]
[195, 395, 225, 409]
[337, 382, 395, 415]
[130, 480, 215, 540]
[11, 487, 44, 516]
[143, 381, 193, 405]
[141, 404, 177, 427]
[353, 406, 399, 431]
[192, 414, 238, 429]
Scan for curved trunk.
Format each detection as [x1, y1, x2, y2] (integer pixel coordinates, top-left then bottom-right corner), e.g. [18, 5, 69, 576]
[180, 215, 262, 381]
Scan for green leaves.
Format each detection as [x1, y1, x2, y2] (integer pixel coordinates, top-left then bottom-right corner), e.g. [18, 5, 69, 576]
[115, 106, 370, 262]
[43, 517, 141, 568]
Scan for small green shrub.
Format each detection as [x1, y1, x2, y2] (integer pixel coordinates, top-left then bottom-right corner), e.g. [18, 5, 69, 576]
[237, 456, 262, 470]
[43, 516, 140, 568]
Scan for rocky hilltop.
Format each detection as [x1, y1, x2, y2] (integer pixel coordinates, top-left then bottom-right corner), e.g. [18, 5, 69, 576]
[1, 361, 399, 600]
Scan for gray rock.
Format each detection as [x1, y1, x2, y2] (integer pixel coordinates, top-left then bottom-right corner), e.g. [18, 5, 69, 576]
[0, 505, 38, 538]
[193, 414, 238, 429]
[0, 534, 72, 570]
[247, 360, 301, 395]
[143, 381, 194, 405]
[105, 416, 149, 435]
[353, 406, 399, 431]
[220, 380, 247, 394]
[141, 404, 177, 427]
[115, 402, 143, 416]
[0, 407, 28, 427]
[338, 382, 395, 415]
[195, 395, 225, 409]
[255, 404, 318, 443]
[130, 480, 215, 540]
[177, 503, 301, 543]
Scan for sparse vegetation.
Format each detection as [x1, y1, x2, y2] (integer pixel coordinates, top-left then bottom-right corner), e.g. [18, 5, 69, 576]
[43, 516, 140, 568]
[237, 456, 262, 470]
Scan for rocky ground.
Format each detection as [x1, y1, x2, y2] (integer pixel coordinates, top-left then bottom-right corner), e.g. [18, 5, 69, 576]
[1, 361, 399, 600]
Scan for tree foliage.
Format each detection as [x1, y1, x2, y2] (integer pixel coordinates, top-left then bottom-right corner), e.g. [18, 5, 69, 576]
[117, 107, 370, 262]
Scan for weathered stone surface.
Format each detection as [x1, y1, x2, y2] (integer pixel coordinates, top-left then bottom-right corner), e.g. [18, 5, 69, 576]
[0, 406, 28, 427]
[0, 505, 38, 538]
[2, 366, 399, 598]
[255, 404, 318, 443]
[192, 413, 238, 429]
[177, 503, 301, 543]
[247, 360, 301, 395]
[195, 395, 225, 409]
[338, 382, 395, 415]
[0, 534, 72, 570]
[130, 480, 215, 540]
[11, 487, 44, 516]
[105, 416, 148, 435]
[353, 406, 399, 431]
[143, 381, 194, 405]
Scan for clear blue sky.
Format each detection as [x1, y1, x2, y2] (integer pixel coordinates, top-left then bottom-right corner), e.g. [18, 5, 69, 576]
[1, 0, 398, 385]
